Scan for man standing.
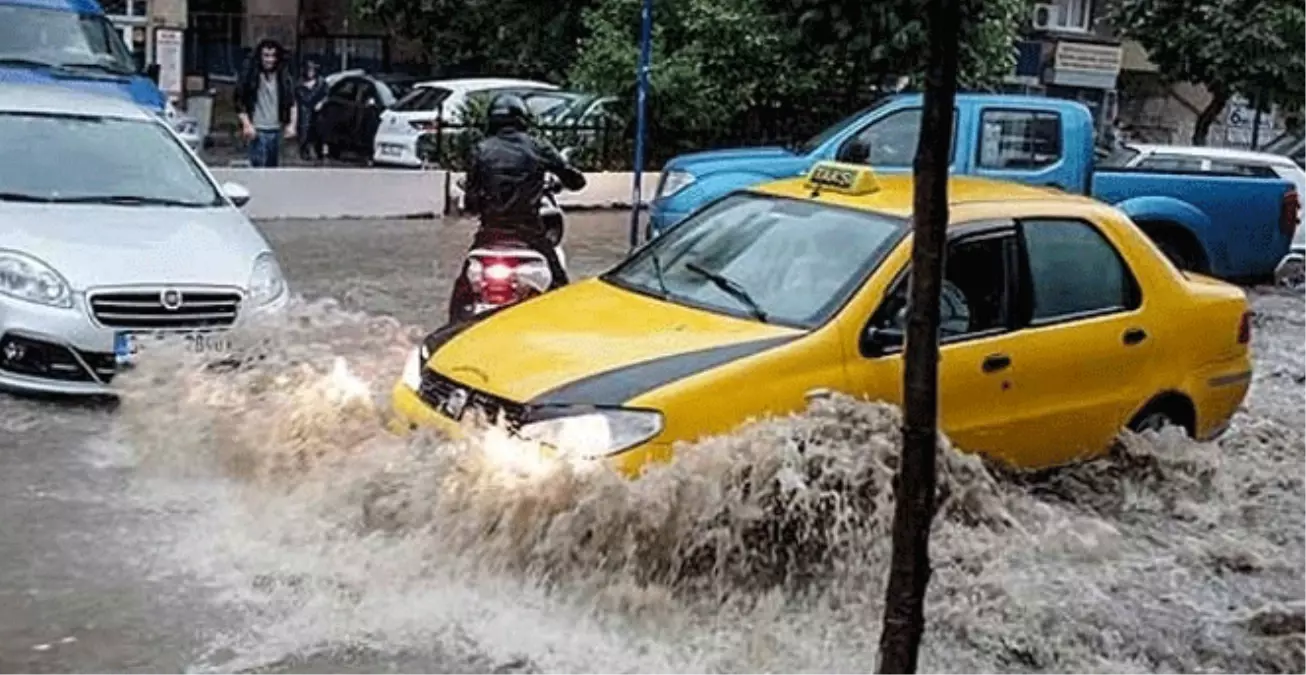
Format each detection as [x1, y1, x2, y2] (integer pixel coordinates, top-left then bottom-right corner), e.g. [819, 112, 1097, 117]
[235, 39, 296, 167]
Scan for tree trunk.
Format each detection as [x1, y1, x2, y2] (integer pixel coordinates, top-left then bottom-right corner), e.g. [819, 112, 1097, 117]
[875, 0, 959, 671]
[1192, 86, 1230, 146]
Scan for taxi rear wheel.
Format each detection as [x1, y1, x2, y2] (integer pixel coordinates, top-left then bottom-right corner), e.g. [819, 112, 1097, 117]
[1127, 394, 1196, 437]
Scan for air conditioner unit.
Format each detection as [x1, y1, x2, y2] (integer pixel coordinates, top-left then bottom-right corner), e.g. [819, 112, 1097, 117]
[1031, 3, 1060, 30]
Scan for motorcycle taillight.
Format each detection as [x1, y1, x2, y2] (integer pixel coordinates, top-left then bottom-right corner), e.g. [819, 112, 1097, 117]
[468, 257, 521, 305]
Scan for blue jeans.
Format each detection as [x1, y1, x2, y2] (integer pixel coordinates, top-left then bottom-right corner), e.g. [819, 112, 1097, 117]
[248, 129, 281, 167]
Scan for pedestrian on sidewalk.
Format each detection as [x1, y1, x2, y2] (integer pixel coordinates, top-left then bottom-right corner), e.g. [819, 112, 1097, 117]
[234, 38, 296, 167]
[295, 58, 327, 162]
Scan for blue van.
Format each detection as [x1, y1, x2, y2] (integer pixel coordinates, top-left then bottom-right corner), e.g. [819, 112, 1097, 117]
[0, 0, 199, 147]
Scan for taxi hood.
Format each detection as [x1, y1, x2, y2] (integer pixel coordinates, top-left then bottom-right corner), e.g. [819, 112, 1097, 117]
[428, 279, 804, 405]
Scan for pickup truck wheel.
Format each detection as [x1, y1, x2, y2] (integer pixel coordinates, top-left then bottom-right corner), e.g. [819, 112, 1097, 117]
[1144, 228, 1206, 273]
[1156, 237, 1193, 270]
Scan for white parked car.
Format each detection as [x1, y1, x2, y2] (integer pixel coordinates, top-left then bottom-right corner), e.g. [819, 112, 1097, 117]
[0, 84, 289, 396]
[372, 77, 559, 168]
[1110, 143, 1306, 283]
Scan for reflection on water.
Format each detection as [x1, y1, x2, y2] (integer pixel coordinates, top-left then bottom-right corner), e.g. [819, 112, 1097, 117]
[102, 295, 1304, 673]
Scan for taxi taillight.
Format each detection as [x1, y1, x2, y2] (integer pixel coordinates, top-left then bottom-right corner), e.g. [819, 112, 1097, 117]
[1238, 311, 1253, 344]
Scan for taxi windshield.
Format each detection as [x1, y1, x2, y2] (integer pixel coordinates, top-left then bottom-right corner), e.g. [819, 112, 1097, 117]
[604, 193, 906, 328]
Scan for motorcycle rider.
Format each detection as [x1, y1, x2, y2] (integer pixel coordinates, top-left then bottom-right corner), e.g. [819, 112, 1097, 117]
[453, 93, 586, 317]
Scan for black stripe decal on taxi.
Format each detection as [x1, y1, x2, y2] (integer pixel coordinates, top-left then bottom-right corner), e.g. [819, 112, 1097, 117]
[528, 335, 799, 407]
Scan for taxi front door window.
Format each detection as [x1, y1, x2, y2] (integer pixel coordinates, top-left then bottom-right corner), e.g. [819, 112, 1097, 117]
[873, 231, 1014, 340]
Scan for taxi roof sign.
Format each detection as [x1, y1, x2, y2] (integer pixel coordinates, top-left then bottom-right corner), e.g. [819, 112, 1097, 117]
[804, 161, 880, 196]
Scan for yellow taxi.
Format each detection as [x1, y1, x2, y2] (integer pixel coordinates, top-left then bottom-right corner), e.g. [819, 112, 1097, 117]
[391, 161, 1254, 476]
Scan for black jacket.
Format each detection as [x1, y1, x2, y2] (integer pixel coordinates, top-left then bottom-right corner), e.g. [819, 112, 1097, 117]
[234, 41, 294, 127]
[464, 129, 587, 231]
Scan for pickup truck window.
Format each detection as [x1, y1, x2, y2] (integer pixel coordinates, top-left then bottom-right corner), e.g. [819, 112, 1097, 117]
[978, 109, 1062, 170]
[842, 108, 923, 167]
[1021, 219, 1139, 324]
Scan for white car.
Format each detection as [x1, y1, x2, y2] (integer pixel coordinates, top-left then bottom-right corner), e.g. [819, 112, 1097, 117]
[0, 84, 289, 396]
[372, 77, 560, 168]
[1111, 143, 1306, 285]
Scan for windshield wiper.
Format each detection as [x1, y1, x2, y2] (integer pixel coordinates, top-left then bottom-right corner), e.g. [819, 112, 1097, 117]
[685, 262, 768, 322]
[58, 61, 132, 76]
[650, 252, 671, 298]
[0, 191, 55, 203]
[55, 195, 209, 207]
[0, 57, 62, 69]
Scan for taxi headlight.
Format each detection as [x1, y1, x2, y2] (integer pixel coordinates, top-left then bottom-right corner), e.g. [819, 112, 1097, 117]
[401, 346, 423, 391]
[519, 409, 663, 459]
[658, 170, 696, 198]
[0, 250, 73, 308]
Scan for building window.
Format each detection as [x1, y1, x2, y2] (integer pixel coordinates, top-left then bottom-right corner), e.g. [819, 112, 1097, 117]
[1045, 0, 1093, 32]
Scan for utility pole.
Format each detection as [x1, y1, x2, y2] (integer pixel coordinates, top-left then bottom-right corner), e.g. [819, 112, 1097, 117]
[875, 0, 960, 670]
[628, 0, 653, 250]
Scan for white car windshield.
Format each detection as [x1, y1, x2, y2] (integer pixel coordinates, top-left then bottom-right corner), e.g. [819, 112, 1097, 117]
[0, 112, 222, 207]
[0, 5, 136, 75]
[604, 193, 906, 328]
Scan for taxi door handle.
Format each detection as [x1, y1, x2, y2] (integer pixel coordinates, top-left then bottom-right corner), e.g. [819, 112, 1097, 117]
[1123, 327, 1148, 346]
[982, 353, 1011, 373]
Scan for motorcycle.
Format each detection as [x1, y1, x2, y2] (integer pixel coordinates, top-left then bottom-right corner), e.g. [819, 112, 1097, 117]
[448, 148, 575, 323]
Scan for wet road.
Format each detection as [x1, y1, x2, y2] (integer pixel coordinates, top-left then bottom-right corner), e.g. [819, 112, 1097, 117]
[0, 214, 631, 673]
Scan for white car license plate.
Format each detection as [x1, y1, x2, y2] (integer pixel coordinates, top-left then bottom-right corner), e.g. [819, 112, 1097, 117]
[114, 331, 232, 366]
[380, 144, 403, 157]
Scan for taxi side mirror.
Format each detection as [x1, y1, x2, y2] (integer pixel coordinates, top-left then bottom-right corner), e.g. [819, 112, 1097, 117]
[862, 324, 904, 356]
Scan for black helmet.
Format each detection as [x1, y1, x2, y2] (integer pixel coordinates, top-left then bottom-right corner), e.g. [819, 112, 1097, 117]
[487, 93, 530, 133]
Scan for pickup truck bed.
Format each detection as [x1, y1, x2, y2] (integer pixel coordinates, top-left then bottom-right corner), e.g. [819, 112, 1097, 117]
[1092, 168, 1295, 279]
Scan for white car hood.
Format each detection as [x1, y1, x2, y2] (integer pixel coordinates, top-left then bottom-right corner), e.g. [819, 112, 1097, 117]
[1, 203, 272, 291]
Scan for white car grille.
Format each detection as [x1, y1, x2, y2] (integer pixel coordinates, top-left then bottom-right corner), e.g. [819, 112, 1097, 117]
[88, 288, 242, 330]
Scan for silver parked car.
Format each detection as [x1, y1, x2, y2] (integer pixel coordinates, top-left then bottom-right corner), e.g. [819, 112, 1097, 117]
[0, 84, 288, 396]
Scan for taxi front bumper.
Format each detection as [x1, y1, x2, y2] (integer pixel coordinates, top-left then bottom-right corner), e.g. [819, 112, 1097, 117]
[388, 380, 670, 478]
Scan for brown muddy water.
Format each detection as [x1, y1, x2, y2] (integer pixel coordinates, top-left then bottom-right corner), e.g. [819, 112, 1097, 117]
[0, 218, 1302, 673]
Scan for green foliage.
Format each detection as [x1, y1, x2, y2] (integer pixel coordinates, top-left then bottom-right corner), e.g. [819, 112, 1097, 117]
[359, 0, 1025, 163]
[1110, 0, 1305, 111]
[567, 0, 1023, 158]
[353, 0, 593, 80]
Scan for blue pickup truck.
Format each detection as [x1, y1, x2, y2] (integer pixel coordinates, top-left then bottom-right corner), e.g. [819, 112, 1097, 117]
[0, 0, 200, 147]
[649, 94, 1300, 279]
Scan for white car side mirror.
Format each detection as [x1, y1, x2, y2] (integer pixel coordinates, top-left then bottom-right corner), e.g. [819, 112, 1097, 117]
[222, 181, 251, 207]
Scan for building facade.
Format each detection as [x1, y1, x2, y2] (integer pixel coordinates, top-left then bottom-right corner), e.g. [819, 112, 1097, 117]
[1003, 0, 1125, 142]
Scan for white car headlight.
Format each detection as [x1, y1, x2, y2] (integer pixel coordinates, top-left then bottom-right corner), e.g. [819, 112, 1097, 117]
[658, 170, 696, 198]
[247, 252, 287, 307]
[0, 250, 73, 308]
[518, 409, 664, 459]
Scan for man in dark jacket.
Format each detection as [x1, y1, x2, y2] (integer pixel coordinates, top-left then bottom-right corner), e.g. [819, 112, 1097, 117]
[234, 38, 296, 167]
[453, 94, 585, 315]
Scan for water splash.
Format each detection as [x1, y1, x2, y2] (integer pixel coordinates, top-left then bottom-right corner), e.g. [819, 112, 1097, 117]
[101, 294, 1304, 673]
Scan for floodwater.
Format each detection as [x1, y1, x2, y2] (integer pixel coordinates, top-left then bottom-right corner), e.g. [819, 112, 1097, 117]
[1, 217, 1302, 673]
